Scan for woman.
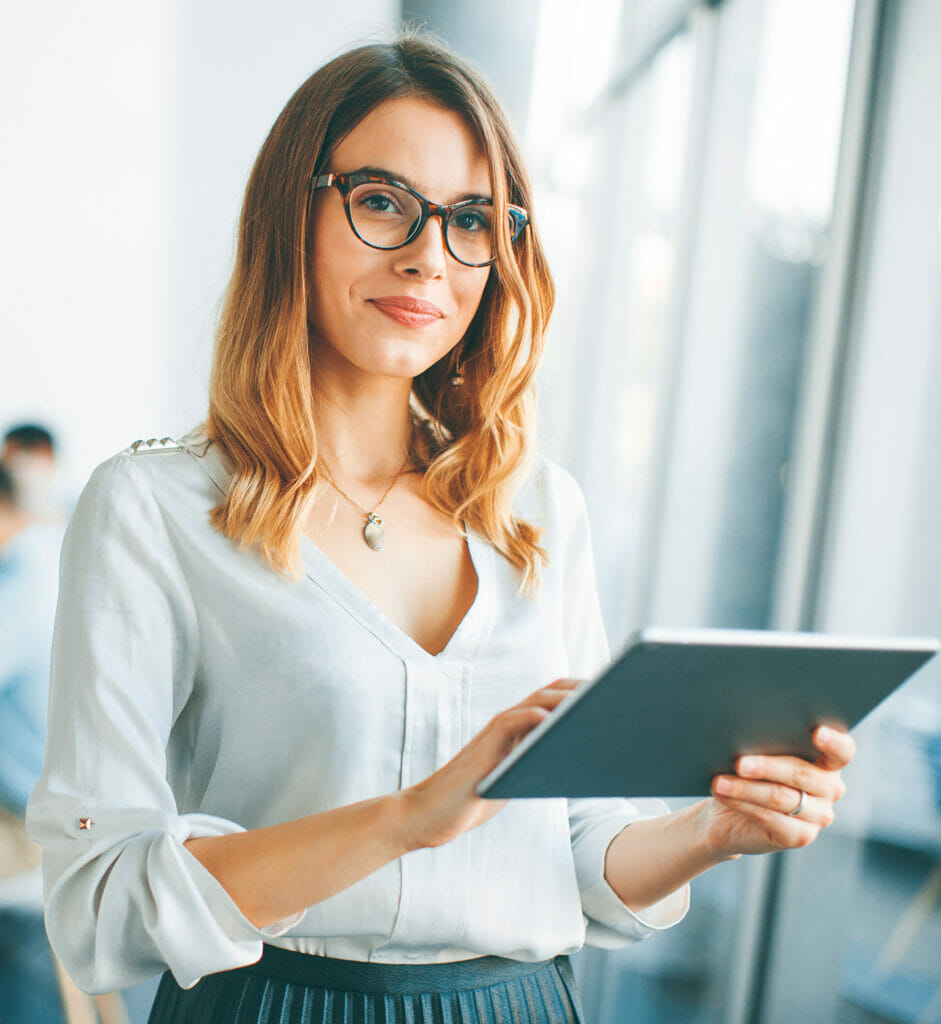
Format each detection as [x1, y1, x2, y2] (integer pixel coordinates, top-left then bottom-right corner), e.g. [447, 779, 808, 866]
[27, 36, 854, 1023]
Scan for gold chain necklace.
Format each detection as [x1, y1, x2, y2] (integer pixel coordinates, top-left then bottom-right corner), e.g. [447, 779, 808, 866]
[320, 455, 412, 551]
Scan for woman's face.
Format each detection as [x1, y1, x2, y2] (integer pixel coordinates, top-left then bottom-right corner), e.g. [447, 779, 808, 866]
[306, 95, 493, 385]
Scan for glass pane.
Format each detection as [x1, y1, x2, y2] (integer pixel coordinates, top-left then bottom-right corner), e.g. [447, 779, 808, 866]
[761, 0, 941, 1018]
[646, 0, 855, 631]
[530, 0, 857, 1019]
[530, 6, 695, 650]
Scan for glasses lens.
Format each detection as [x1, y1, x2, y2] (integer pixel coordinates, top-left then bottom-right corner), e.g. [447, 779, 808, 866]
[445, 204, 495, 266]
[348, 182, 423, 249]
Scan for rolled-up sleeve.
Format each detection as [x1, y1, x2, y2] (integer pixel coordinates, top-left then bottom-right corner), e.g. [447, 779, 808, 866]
[26, 453, 297, 993]
[569, 797, 690, 944]
[555, 467, 689, 945]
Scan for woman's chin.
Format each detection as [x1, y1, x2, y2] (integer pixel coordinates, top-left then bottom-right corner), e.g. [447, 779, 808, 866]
[309, 330, 455, 386]
[357, 345, 451, 383]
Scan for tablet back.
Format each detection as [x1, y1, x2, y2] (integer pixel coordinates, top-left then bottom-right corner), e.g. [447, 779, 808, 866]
[477, 628, 939, 799]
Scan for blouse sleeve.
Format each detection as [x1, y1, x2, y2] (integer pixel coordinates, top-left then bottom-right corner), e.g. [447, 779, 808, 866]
[555, 467, 690, 946]
[26, 453, 300, 993]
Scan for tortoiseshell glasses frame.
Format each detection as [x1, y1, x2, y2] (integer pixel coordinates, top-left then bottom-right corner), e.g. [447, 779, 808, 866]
[310, 171, 529, 268]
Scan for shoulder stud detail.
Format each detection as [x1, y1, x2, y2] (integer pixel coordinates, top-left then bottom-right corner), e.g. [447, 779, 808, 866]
[128, 437, 184, 455]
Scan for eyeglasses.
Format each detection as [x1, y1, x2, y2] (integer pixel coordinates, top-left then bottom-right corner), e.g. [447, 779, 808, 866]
[310, 171, 529, 268]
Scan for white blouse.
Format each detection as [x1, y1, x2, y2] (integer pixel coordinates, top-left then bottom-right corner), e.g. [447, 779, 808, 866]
[27, 432, 688, 993]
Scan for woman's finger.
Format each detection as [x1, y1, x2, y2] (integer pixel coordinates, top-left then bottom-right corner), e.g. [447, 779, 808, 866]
[512, 680, 579, 714]
[465, 685, 573, 766]
[711, 793, 820, 849]
[476, 700, 558, 767]
[811, 724, 856, 772]
[460, 682, 581, 797]
[526, 678, 580, 699]
[735, 753, 846, 803]
[489, 705, 552, 755]
[483, 686, 578, 768]
[712, 775, 836, 827]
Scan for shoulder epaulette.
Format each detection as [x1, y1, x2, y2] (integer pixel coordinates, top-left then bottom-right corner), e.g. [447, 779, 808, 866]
[126, 437, 184, 455]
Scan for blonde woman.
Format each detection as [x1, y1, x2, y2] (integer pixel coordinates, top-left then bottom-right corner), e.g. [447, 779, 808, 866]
[27, 36, 855, 1024]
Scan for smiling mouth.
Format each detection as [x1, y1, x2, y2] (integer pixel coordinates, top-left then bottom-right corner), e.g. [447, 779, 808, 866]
[369, 297, 444, 328]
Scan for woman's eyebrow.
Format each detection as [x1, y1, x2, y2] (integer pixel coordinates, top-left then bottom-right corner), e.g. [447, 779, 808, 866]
[351, 165, 492, 203]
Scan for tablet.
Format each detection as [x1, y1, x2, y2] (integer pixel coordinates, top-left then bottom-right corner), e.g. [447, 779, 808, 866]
[476, 627, 940, 799]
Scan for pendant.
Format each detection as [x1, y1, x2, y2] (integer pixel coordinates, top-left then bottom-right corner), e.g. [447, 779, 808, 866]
[363, 513, 386, 551]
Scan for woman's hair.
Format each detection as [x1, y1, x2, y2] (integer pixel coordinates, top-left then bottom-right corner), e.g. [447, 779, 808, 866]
[205, 33, 554, 592]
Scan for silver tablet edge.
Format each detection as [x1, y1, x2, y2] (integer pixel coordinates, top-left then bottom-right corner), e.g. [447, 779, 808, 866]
[637, 626, 939, 653]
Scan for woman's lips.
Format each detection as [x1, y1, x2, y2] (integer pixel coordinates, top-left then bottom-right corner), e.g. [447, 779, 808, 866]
[369, 296, 444, 328]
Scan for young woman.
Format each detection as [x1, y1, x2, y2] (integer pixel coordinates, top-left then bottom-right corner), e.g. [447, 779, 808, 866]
[27, 36, 854, 1024]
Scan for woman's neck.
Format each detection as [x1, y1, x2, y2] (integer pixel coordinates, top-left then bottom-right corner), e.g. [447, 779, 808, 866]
[313, 379, 416, 486]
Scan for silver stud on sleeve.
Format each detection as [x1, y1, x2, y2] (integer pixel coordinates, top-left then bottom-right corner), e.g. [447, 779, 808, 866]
[127, 437, 184, 455]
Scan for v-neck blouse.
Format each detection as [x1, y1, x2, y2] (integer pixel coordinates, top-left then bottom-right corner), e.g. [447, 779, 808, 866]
[27, 433, 688, 993]
[297, 516, 497, 665]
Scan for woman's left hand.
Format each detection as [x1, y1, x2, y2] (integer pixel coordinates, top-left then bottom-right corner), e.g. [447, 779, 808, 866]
[703, 725, 856, 856]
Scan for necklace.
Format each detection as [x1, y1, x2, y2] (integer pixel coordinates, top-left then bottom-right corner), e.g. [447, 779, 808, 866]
[320, 456, 411, 551]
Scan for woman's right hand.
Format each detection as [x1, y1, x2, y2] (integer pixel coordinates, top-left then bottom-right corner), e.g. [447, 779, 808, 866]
[397, 678, 579, 851]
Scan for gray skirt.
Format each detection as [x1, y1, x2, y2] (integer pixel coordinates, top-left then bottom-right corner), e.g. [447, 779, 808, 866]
[147, 944, 584, 1023]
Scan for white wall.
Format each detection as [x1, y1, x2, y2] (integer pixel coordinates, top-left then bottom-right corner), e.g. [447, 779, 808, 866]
[0, 3, 172, 497]
[0, 1, 397, 498]
[165, 0, 399, 440]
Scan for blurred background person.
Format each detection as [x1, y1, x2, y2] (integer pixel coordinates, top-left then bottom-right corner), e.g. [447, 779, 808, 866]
[1, 424, 68, 525]
[2, 423, 55, 461]
[0, 460, 65, 1023]
[0, 434, 127, 1024]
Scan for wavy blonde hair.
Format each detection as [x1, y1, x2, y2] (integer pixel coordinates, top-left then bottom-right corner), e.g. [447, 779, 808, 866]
[206, 35, 554, 592]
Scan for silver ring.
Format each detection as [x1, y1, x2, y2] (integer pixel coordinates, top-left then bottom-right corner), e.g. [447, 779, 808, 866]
[787, 789, 806, 817]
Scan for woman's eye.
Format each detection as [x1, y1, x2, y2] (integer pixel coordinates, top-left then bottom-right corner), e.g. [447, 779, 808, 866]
[451, 207, 491, 233]
[355, 190, 404, 215]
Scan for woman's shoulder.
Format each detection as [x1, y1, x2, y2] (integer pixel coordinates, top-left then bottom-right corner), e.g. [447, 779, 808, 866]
[513, 451, 590, 533]
[78, 427, 229, 526]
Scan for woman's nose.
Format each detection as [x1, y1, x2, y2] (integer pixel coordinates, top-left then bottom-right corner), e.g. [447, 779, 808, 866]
[392, 215, 448, 278]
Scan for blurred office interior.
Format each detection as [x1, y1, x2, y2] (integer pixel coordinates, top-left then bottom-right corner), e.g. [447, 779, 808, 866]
[1, 0, 940, 1021]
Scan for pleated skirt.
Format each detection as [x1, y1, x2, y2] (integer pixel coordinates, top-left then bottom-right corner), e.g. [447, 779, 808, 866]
[147, 944, 584, 1023]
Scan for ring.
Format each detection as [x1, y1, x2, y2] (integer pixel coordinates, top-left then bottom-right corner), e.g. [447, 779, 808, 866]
[787, 789, 806, 817]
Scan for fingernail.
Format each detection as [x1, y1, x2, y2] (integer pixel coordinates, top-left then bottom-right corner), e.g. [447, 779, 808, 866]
[715, 777, 733, 795]
[739, 756, 758, 775]
[817, 726, 833, 744]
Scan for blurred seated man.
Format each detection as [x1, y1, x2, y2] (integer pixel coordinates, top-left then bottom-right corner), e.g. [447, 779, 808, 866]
[0, 462, 66, 1022]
